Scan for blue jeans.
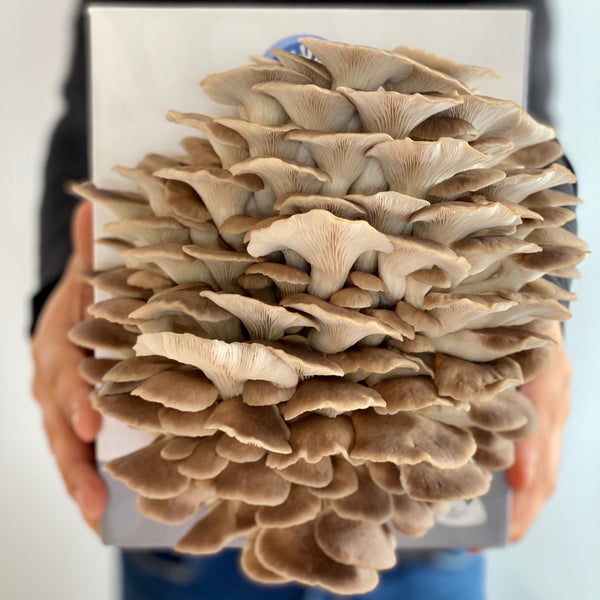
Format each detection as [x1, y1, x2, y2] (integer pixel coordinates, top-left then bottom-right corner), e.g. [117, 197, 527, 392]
[122, 548, 485, 600]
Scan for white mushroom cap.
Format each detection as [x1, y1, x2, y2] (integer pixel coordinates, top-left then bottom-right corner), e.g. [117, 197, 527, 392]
[344, 191, 429, 236]
[300, 37, 414, 91]
[253, 82, 359, 132]
[134, 332, 298, 398]
[285, 130, 392, 196]
[199, 289, 317, 340]
[155, 166, 261, 228]
[366, 137, 490, 198]
[201, 63, 311, 125]
[270, 47, 332, 88]
[339, 87, 461, 139]
[280, 294, 406, 354]
[70, 181, 152, 220]
[392, 45, 499, 88]
[246, 210, 393, 299]
[166, 111, 249, 169]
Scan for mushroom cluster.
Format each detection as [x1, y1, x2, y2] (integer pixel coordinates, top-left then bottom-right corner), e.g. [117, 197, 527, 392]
[70, 38, 587, 594]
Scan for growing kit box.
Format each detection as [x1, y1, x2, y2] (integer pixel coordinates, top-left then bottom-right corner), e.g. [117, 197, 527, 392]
[88, 5, 531, 550]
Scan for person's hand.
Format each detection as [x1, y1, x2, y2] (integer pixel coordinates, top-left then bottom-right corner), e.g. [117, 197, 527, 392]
[507, 320, 572, 541]
[31, 201, 107, 533]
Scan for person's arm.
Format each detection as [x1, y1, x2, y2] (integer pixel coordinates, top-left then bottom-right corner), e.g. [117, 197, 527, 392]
[31, 201, 106, 532]
[508, 321, 572, 541]
[30, 1, 106, 531]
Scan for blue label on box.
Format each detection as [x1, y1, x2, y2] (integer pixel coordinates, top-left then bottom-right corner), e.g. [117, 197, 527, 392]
[264, 34, 326, 61]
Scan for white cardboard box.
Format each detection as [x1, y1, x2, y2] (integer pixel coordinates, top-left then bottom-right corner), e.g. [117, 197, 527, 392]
[89, 5, 531, 549]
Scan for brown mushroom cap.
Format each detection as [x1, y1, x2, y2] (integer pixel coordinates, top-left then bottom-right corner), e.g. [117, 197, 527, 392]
[205, 396, 291, 454]
[215, 434, 266, 464]
[373, 376, 446, 414]
[215, 459, 291, 506]
[131, 369, 219, 412]
[175, 500, 251, 555]
[400, 461, 492, 502]
[390, 494, 435, 538]
[351, 410, 476, 468]
[255, 485, 322, 528]
[330, 466, 392, 524]
[471, 428, 516, 470]
[91, 392, 161, 431]
[177, 435, 229, 479]
[315, 507, 397, 569]
[309, 456, 360, 499]
[240, 532, 292, 584]
[137, 480, 209, 524]
[281, 377, 385, 420]
[104, 438, 190, 499]
[366, 462, 405, 495]
[434, 353, 523, 403]
[68, 318, 137, 354]
[78, 357, 120, 385]
[255, 520, 379, 594]
[274, 456, 334, 488]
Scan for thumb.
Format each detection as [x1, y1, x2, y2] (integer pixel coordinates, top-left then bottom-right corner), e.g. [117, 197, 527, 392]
[72, 201, 94, 270]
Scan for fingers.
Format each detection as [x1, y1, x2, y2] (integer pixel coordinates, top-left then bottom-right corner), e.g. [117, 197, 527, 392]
[31, 204, 106, 532]
[42, 402, 108, 531]
[72, 200, 94, 270]
[508, 322, 572, 542]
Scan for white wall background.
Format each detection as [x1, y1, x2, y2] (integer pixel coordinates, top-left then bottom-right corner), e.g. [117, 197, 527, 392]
[1, 2, 597, 599]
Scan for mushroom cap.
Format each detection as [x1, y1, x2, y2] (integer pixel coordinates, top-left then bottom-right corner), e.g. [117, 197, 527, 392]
[280, 294, 405, 354]
[373, 376, 446, 414]
[390, 494, 435, 538]
[78, 357, 120, 385]
[215, 434, 266, 464]
[246, 209, 393, 299]
[315, 507, 397, 569]
[255, 520, 379, 594]
[131, 369, 219, 411]
[309, 455, 360, 499]
[177, 435, 229, 479]
[273, 456, 334, 488]
[268, 414, 355, 470]
[137, 480, 209, 524]
[330, 466, 393, 524]
[215, 459, 291, 506]
[104, 438, 190, 499]
[240, 532, 291, 584]
[175, 500, 255, 555]
[400, 461, 492, 502]
[351, 410, 476, 469]
[281, 377, 385, 420]
[255, 485, 322, 528]
[434, 353, 523, 403]
[205, 396, 291, 454]
[134, 332, 298, 398]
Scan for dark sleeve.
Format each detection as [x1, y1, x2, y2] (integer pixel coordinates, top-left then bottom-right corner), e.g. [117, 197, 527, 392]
[31, 1, 88, 332]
